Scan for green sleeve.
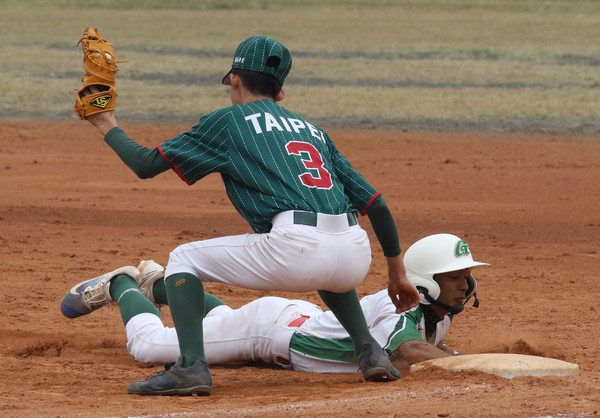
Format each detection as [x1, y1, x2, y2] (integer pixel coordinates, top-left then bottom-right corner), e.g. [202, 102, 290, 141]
[104, 127, 171, 178]
[366, 195, 401, 257]
[387, 309, 424, 352]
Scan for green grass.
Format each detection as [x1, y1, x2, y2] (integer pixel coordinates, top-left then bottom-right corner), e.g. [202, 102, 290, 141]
[3, 0, 600, 12]
[1, 0, 599, 133]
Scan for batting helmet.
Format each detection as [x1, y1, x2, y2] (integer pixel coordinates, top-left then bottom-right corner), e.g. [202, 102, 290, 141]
[403, 233, 489, 314]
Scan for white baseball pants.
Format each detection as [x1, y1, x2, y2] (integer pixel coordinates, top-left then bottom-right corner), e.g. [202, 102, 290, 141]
[164, 211, 372, 293]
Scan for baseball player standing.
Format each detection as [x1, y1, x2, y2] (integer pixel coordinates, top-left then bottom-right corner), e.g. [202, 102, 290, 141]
[76, 35, 420, 396]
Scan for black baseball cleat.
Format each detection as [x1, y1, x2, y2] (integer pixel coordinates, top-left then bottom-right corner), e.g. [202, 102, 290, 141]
[128, 356, 212, 396]
[357, 342, 401, 382]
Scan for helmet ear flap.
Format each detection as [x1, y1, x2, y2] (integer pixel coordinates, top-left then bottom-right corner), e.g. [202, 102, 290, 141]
[408, 273, 440, 305]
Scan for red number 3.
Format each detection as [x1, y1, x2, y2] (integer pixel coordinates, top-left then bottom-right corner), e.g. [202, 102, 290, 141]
[285, 141, 333, 189]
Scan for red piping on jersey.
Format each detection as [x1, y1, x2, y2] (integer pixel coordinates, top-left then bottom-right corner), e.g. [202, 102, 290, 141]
[275, 315, 311, 366]
[287, 316, 310, 327]
[157, 145, 192, 186]
[361, 191, 381, 216]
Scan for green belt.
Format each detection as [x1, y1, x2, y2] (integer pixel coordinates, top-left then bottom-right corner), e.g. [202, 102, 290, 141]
[292, 211, 357, 227]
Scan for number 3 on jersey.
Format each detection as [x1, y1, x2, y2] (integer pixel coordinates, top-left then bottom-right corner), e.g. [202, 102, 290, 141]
[285, 141, 333, 189]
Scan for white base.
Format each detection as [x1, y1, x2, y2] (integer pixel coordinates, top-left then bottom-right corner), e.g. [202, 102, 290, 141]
[410, 353, 579, 379]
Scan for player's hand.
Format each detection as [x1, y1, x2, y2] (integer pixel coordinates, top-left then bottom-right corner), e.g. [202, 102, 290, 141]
[386, 255, 421, 313]
[81, 86, 118, 136]
[388, 276, 420, 313]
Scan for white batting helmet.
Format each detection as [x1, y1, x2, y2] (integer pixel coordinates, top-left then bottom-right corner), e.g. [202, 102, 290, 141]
[403, 233, 489, 313]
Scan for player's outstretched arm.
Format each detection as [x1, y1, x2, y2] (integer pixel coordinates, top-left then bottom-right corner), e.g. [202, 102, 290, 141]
[390, 339, 451, 371]
[366, 195, 420, 312]
[82, 88, 170, 179]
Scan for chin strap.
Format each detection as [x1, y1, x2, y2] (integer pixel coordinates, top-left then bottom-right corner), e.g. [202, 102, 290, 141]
[471, 292, 480, 308]
[421, 290, 479, 315]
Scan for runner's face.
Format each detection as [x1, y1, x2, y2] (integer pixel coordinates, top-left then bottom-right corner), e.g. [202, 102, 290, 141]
[433, 268, 470, 311]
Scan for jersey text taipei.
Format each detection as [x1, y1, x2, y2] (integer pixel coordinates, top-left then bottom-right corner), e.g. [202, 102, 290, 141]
[158, 99, 377, 233]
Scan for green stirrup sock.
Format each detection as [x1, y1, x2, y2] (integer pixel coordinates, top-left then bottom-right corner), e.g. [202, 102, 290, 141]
[152, 279, 225, 314]
[203, 292, 226, 314]
[109, 275, 160, 325]
[318, 289, 376, 356]
[165, 273, 206, 367]
[152, 278, 168, 305]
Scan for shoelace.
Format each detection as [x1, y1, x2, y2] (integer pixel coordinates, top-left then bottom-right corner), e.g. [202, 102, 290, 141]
[144, 361, 177, 381]
[82, 281, 112, 311]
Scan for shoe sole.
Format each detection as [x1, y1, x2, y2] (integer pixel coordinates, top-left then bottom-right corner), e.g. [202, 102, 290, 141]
[363, 366, 400, 382]
[60, 300, 90, 318]
[128, 384, 212, 396]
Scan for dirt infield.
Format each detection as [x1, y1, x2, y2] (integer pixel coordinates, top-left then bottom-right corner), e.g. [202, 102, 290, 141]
[1, 120, 599, 417]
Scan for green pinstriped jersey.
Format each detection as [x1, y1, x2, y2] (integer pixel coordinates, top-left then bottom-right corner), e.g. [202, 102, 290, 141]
[158, 99, 377, 233]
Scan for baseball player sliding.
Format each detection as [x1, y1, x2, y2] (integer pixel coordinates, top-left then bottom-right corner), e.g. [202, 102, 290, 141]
[74, 33, 421, 395]
[61, 234, 488, 376]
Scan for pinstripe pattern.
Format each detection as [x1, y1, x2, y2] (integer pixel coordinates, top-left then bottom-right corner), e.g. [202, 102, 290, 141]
[160, 99, 377, 233]
[229, 36, 292, 85]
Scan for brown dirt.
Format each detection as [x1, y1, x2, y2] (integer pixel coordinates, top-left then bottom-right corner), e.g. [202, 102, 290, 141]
[1, 120, 599, 417]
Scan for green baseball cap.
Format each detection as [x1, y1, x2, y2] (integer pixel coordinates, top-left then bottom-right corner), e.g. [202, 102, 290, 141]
[222, 35, 292, 86]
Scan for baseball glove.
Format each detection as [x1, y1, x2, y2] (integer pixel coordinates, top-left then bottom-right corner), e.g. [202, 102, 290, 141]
[74, 27, 123, 120]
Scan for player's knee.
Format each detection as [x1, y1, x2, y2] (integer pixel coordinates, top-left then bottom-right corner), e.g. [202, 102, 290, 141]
[165, 245, 189, 275]
[127, 332, 180, 364]
[126, 313, 180, 363]
[128, 341, 154, 363]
